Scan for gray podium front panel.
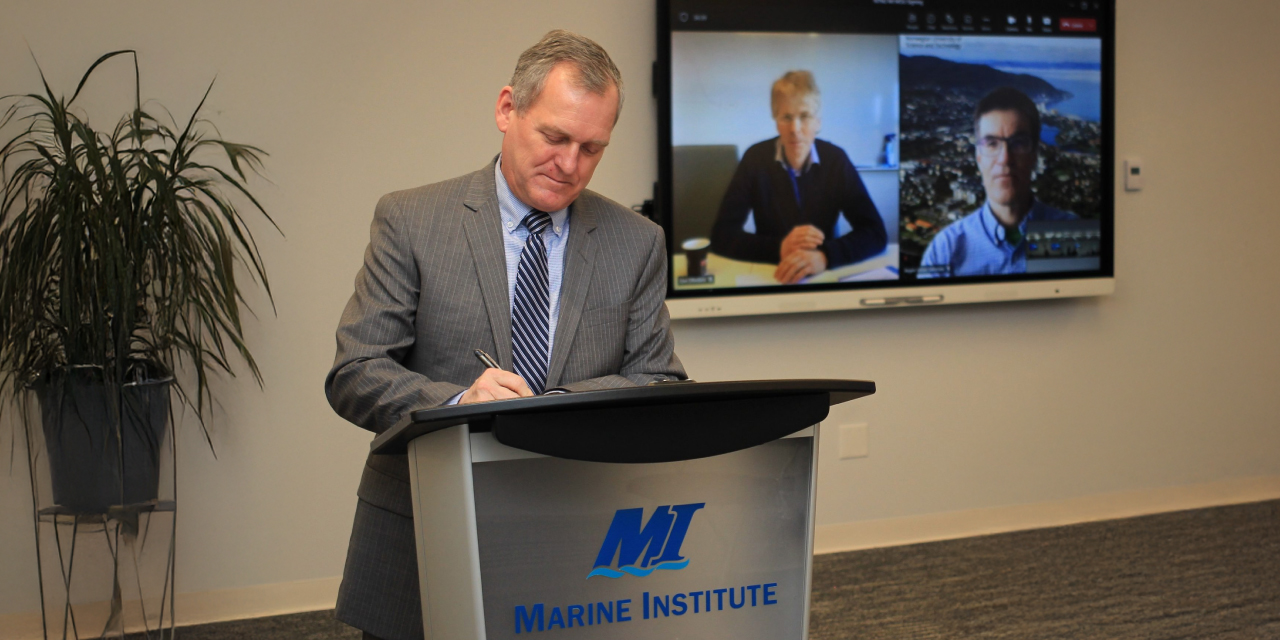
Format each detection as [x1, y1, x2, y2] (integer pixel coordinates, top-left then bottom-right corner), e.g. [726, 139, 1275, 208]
[470, 436, 816, 639]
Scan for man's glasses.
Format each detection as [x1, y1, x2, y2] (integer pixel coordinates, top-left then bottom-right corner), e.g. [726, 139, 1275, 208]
[976, 134, 1035, 157]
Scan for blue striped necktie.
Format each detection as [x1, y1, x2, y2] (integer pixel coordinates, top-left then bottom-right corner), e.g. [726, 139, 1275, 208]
[512, 210, 552, 395]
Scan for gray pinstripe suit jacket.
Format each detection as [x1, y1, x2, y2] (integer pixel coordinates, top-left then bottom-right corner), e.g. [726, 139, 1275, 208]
[325, 158, 685, 639]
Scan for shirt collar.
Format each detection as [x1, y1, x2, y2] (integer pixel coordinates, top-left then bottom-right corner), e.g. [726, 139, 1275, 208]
[774, 139, 821, 174]
[494, 155, 569, 238]
[980, 200, 1039, 247]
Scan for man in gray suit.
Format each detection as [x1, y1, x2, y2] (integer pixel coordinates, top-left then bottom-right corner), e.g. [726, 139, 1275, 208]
[325, 30, 685, 640]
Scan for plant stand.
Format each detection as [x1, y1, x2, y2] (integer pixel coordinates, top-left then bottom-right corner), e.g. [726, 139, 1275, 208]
[22, 410, 178, 639]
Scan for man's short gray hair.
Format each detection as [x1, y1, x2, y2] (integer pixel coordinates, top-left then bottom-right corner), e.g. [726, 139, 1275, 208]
[510, 30, 624, 122]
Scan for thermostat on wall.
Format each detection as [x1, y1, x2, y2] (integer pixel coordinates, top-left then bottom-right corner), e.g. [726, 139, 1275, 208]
[1124, 157, 1144, 191]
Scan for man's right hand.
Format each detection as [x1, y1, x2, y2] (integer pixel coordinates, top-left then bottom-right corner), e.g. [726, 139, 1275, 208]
[780, 225, 825, 261]
[459, 368, 534, 404]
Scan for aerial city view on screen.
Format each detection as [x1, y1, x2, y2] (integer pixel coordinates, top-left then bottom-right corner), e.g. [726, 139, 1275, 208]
[896, 35, 1103, 279]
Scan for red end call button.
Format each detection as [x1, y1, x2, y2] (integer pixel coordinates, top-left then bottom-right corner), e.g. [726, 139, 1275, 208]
[1060, 17, 1097, 32]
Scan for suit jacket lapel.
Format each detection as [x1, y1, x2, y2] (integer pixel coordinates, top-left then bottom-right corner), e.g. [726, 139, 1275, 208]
[461, 162, 514, 368]
[547, 197, 598, 387]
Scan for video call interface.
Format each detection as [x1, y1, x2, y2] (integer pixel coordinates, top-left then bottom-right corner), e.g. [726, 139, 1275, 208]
[663, 0, 1111, 293]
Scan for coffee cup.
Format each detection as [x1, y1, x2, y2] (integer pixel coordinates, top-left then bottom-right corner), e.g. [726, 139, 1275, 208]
[682, 237, 711, 277]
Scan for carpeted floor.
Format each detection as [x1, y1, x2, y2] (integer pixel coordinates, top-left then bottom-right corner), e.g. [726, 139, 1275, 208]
[123, 610, 360, 640]
[808, 499, 1280, 639]
[135, 499, 1279, 639]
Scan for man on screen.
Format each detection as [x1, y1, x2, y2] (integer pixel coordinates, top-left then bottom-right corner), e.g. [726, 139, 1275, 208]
[918, 86, 1077, 278]
[709, 70, 887, 284]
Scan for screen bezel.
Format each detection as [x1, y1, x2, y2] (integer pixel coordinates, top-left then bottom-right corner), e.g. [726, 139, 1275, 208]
[655, 0, 1116, 318]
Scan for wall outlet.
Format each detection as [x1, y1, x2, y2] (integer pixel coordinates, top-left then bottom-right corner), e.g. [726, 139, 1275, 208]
[839, 423, 869, 459]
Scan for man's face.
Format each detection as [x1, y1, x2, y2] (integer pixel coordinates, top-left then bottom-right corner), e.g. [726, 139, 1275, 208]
[774, 94, 821, 166]
[496, 64, 618, 213]
[975, 109, 1037, 210]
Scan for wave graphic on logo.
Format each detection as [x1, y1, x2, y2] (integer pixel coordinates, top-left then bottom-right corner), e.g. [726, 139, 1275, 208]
[586, 560, 690, 579]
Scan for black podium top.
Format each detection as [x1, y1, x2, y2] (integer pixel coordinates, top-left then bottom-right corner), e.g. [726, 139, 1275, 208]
[370, 379, 874, 463]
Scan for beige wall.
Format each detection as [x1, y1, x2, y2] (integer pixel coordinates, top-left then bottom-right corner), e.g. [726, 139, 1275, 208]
[2, 0, 1279, 621]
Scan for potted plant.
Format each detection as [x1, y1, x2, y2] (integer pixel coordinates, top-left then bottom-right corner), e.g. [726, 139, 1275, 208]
[0, 50, 276, 512]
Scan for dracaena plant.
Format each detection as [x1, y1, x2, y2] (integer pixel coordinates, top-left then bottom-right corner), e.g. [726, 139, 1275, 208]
[0, 50, 276, 447]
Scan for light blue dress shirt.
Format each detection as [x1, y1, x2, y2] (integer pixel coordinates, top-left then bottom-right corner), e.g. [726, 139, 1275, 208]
[494, 158, 570, 355]
[918, 200, 1076, 278]
[446, 158, 569, 404]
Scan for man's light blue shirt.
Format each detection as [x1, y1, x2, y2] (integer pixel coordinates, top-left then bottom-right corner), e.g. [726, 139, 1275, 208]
[918, 200, 1076, 278]
[445, 158, 569, 404]
[494, 157, 570, 355]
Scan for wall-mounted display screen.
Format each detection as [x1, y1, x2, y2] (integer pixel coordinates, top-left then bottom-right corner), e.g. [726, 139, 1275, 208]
[657, 0, 1115, 318]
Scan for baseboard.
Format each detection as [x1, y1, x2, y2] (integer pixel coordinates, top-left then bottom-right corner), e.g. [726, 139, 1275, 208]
[5, 477, 1277, 638]
[814, 475, 1280, 555]
[0, 576, 340, 640]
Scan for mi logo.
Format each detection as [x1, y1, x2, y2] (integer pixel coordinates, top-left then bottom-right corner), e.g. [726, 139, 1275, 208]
[587, 503, 705, 579]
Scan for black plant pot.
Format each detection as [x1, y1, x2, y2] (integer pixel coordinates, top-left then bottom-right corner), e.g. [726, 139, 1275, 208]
[36, 368, 171, 513]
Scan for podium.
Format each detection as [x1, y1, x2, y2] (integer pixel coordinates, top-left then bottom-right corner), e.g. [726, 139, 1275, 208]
[371, 379, 874, 640]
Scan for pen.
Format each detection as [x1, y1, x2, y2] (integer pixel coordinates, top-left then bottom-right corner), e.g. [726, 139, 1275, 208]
[474, 349, 502, 370]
